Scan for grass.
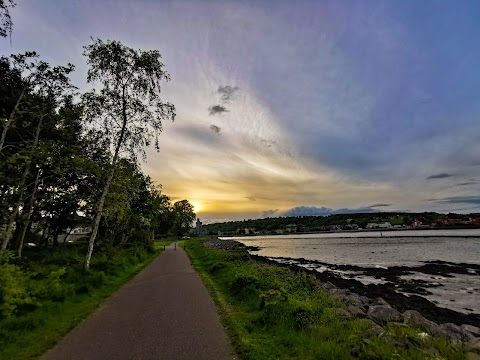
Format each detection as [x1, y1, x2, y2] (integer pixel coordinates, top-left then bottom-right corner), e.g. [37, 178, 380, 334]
[0, 243, 162, 360]
[186, 239, 467, 360]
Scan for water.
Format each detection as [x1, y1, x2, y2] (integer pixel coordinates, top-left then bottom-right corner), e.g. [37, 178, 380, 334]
[222, 229, 480, 314]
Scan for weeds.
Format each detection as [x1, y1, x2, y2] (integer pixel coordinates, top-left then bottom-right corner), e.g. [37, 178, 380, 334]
[186, 240, 467, 360]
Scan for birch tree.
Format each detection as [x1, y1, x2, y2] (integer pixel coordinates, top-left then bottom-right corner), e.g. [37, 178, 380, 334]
[82, 39, 175, 270]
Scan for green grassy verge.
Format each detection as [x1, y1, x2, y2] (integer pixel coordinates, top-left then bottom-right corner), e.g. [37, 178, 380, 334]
[186, 239, 466, 360]
[0, 243, 161, 360]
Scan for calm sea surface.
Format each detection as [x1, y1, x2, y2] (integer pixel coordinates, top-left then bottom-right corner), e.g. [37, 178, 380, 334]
[224, 229, 480, 266]
[222, 229, 480, 314]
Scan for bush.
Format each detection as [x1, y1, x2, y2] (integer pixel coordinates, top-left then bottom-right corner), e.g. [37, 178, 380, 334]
[0, 252, 34, 318]
[229, 273, 259, 299]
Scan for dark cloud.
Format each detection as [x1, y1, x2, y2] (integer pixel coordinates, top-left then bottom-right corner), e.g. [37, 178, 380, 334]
[217, 85, 239, 102]
[261, 209, 278, 218]
[210, 124, 221, 135]
[208, 105, 229, 115]
[368, 203, 392, 207]
[456, 181, 477, 186]
[260, 138, 277, 148]
[282, 206, 378, 217]
[431, 196, 480, 205]
[426, 173, 455, 180]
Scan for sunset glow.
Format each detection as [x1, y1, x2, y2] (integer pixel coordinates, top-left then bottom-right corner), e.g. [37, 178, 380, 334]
[7, 0, 480, 223]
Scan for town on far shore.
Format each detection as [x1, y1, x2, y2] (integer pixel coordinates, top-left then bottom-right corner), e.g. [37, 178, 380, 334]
[198, 212, 480, 237]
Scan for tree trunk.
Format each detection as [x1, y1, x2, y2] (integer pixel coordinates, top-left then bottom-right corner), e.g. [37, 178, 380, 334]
[84, 87, 129, 270]
[62, 227, 74, 246]
[0, 86, 26, 153]
[39, 222, 48, 245]
[18, 169, 41, 258]
[1, 114, 44, 251]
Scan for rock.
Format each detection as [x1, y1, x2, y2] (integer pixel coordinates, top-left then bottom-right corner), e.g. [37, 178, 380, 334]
[347, 305, 366, 318]
[203, 239, 245, 250]
[365, 322, 385, 337]
[360, 296, 371, 305]
[367, 305, 403, 323]
[329, 288, 348, 297]
[462, 324, 480, 338]
[373, 297, 391, 307]
[467, 352, 480, 360]
[321, 282, 336, 291]
[467, 338, 480, 355]
[440, 323, 475, 342]
[344, 293, 364, 307]
[403, 310, 441, 334]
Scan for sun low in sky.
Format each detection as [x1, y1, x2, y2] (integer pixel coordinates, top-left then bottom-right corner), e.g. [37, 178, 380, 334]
[5, 0, 480, 223]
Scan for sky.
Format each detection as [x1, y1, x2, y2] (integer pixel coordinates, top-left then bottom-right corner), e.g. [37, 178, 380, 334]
[2, 0, 480, 223]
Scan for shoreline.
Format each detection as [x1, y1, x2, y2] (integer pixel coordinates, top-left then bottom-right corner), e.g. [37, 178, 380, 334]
[249, 254, 480, 328]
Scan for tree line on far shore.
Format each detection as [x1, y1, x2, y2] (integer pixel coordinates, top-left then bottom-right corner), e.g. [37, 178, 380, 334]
[205, 211, 480, 235]
[0, 37, 195, 269]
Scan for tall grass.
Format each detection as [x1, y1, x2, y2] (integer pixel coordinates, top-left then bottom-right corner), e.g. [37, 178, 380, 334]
[0, 243, 159, 360]
[186, 240, 466, 360]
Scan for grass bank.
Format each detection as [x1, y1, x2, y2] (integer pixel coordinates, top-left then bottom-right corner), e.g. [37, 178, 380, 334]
[186, 239, 466, 360]
[0, 242, 162, 360]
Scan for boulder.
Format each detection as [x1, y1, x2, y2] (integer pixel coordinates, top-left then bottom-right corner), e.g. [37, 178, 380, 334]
[347, 305, 366, 318]
[403, 310, 440, 334]
[373, 297, 391, 307]
[440, 323, 475, 342]
[329, 288, 348, 297]
[367, 305, 403, 323]
[467, 338, 480, 355]
[467, 352, 480, 360]
[344, 293, 364, 307]
[364, 322, 385, 337]
[462, 324, 480, 338]
[360, 296, 371, 305]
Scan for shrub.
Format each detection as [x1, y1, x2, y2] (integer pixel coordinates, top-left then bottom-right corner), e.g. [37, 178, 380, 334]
[0, 252, 34, 318]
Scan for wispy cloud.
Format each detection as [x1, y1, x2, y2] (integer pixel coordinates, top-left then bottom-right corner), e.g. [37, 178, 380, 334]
[426, 173, 455, 180]
[217, 85, 239, 102]
[431, 196, 480, 205]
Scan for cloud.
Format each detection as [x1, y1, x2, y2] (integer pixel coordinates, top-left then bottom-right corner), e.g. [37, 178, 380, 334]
[261, 209, 278, 218]
[426, 173, 455, 180]
[218, 85, 239, 102]
[210, 124, 221, 135]
[208, 105, 229, 115]
[281, 206, 379, 217]
[456, 181, 477, 186]
[368, 203, 392, 207]
[432, 196, 480, 205]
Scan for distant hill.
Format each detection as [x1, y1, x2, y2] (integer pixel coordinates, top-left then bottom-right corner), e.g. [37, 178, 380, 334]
[204, 212, 480, 235]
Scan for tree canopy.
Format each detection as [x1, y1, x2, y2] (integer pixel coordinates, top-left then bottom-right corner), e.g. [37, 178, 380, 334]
[0, 40, 193, 269]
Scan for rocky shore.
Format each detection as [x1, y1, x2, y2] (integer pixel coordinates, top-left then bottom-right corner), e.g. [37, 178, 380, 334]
[203, 239, 480, 353]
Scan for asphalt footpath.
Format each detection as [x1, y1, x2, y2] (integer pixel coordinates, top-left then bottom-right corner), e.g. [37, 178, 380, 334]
[41, 243, 236, 360]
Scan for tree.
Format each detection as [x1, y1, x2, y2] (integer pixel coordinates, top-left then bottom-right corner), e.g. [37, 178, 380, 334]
[171, 200, 195, 238]
[81, 39, 175, 270]
[0, 0, 15, 38]
[0, 55, 76, 251]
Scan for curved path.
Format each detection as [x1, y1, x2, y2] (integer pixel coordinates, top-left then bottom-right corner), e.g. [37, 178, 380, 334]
[42, 243, 235, 360]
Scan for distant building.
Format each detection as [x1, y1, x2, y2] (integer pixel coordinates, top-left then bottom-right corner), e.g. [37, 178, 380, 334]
[366, 222, 392, 229]
[196, 218, 202, 235]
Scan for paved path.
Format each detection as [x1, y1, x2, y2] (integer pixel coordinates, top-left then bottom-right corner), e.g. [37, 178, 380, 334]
[42, 243, 235, 360]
